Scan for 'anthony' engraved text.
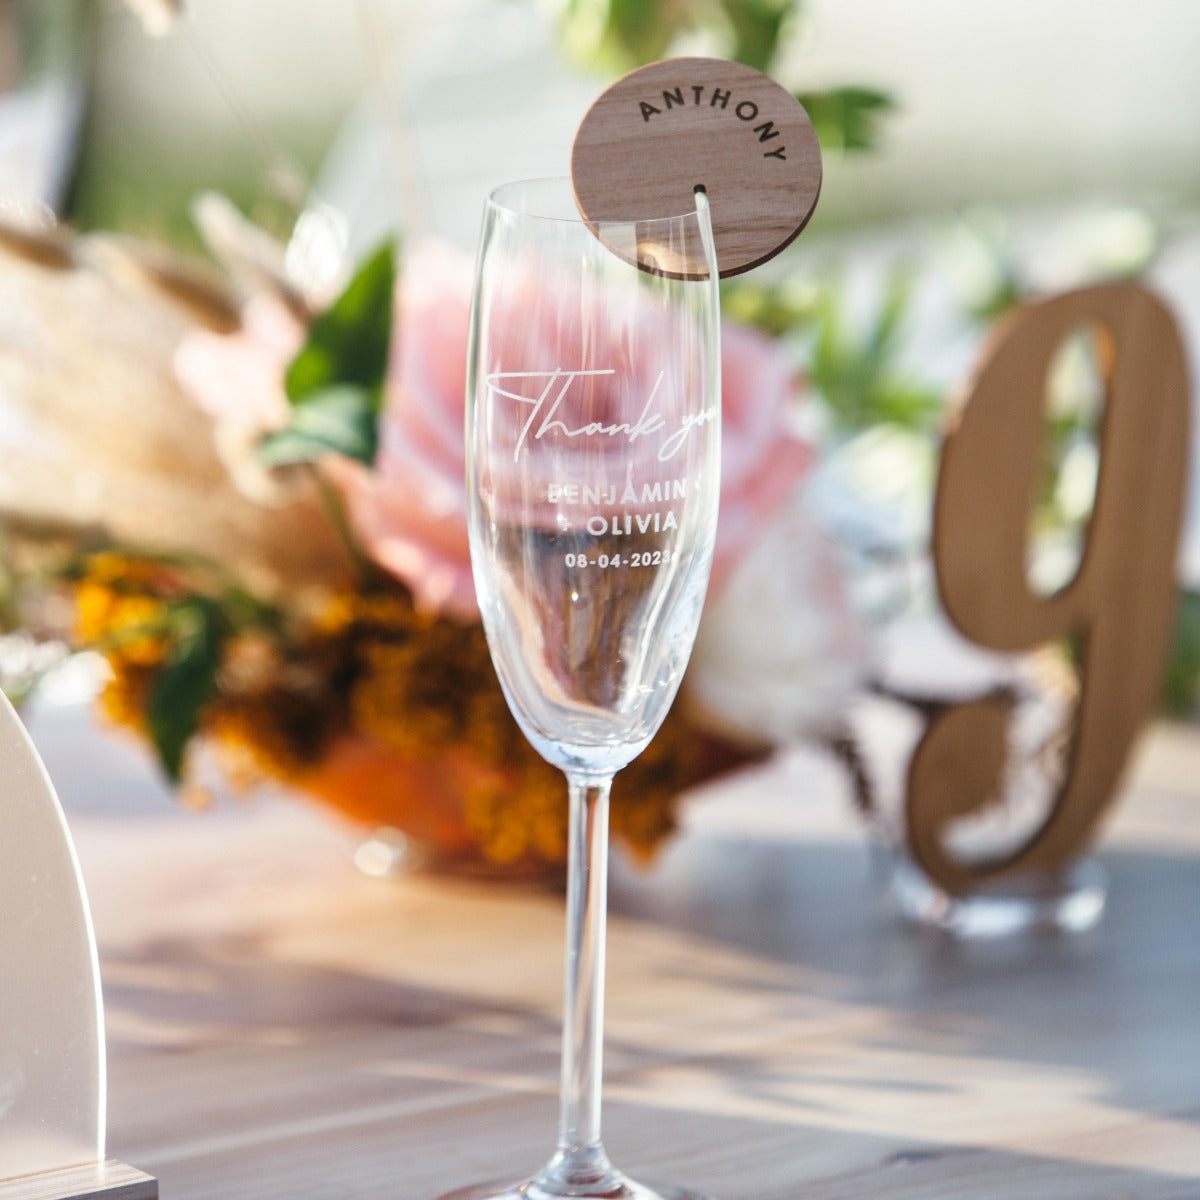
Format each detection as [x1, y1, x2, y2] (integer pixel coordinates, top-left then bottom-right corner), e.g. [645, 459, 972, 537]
[636, 83, 788, 160]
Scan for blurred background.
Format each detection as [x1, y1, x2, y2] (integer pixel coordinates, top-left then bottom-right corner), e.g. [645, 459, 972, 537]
[26, 0, 1200, 540]
[48, 1, 1200, 242]
[2, 0, 1200, 859]
[6, 0, 1200, 547]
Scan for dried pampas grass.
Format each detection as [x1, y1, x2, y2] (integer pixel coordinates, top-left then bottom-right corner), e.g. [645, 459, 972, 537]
[0, 220, 356, 596]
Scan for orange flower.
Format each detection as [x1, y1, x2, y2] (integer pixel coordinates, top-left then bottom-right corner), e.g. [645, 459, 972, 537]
[75, 581, 168, 667]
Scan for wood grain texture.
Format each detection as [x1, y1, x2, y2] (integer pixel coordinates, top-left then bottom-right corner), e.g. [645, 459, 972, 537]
[0, 1161, 156, 1200]
[908, 283, 1190, 893]
[571, 58, 821, 277]
[24, 700, 1200, 1200]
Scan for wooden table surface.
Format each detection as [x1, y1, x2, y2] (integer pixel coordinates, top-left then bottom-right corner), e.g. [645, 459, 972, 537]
[26, 699, 1200, 1200]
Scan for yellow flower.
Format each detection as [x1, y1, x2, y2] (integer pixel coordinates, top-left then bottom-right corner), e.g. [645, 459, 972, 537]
[75, 581, 168, 667]
[74, 580, 119, 644]
[71, 565, 705, 869]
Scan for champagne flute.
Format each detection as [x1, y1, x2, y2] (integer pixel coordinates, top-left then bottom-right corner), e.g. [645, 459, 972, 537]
[439, 178, 721, 1200]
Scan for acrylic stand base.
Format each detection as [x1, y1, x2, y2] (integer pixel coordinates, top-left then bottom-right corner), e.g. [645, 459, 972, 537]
[892, 855, 1107, 938]
[0, 1160, 157, 1200]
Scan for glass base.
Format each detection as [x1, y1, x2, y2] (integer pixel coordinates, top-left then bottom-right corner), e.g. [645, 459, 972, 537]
[892, 855, 1106, 938]
[435, 1173, 714, 1200]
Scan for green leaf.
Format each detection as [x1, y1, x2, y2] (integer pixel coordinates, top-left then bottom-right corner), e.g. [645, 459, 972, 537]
[263, 238, 395, 473]
[284, 238, 396, 403]
[557, 0, 799, 74]
[147, 601, 225, 783]
[1161, 589, 1200, 716]
[258, 385, 378, 467]
[802, 267, 942, 437]
[721, 277, 819, 338]
[796, 85, 895, 153]
[607, 0, 675, 65]
[871, 264, 916, 361]
[866, 382, 943, 429]
[722, 0, 794, 73]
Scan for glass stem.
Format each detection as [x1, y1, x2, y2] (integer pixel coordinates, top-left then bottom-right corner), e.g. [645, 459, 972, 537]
[551, 772, 615, 1187]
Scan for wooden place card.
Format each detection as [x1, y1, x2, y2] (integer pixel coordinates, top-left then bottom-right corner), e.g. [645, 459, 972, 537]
[572, 57, 821, 277]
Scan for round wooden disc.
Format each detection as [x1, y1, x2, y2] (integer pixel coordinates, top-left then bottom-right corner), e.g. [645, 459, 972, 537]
[571, 57, 822, 278]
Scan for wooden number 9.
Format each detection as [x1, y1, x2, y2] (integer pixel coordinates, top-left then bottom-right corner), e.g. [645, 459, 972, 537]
[906, 284, 1190, 895]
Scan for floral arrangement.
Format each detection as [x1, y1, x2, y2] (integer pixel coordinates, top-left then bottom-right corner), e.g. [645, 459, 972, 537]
[0, 214, 866, 874]
[7, 2, 1192, 886]
[50, 3, 1199, 877]
[0, 0, 912, 877]
[0, 0, 915, 874]
[72, 545, 734, 868]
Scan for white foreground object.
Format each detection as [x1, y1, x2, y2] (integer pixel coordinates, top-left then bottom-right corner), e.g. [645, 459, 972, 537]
[0, 691, 155, 1198]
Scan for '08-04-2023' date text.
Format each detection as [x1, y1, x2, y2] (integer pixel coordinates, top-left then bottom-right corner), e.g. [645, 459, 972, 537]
[563, 548, 677, 570]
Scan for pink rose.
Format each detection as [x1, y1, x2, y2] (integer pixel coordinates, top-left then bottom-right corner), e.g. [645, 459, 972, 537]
[709, 320, 813, 587]
[332, 241, 812, 615]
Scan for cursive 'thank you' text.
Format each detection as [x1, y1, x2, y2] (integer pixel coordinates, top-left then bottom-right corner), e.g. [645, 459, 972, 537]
[486, 368, 717, 464]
